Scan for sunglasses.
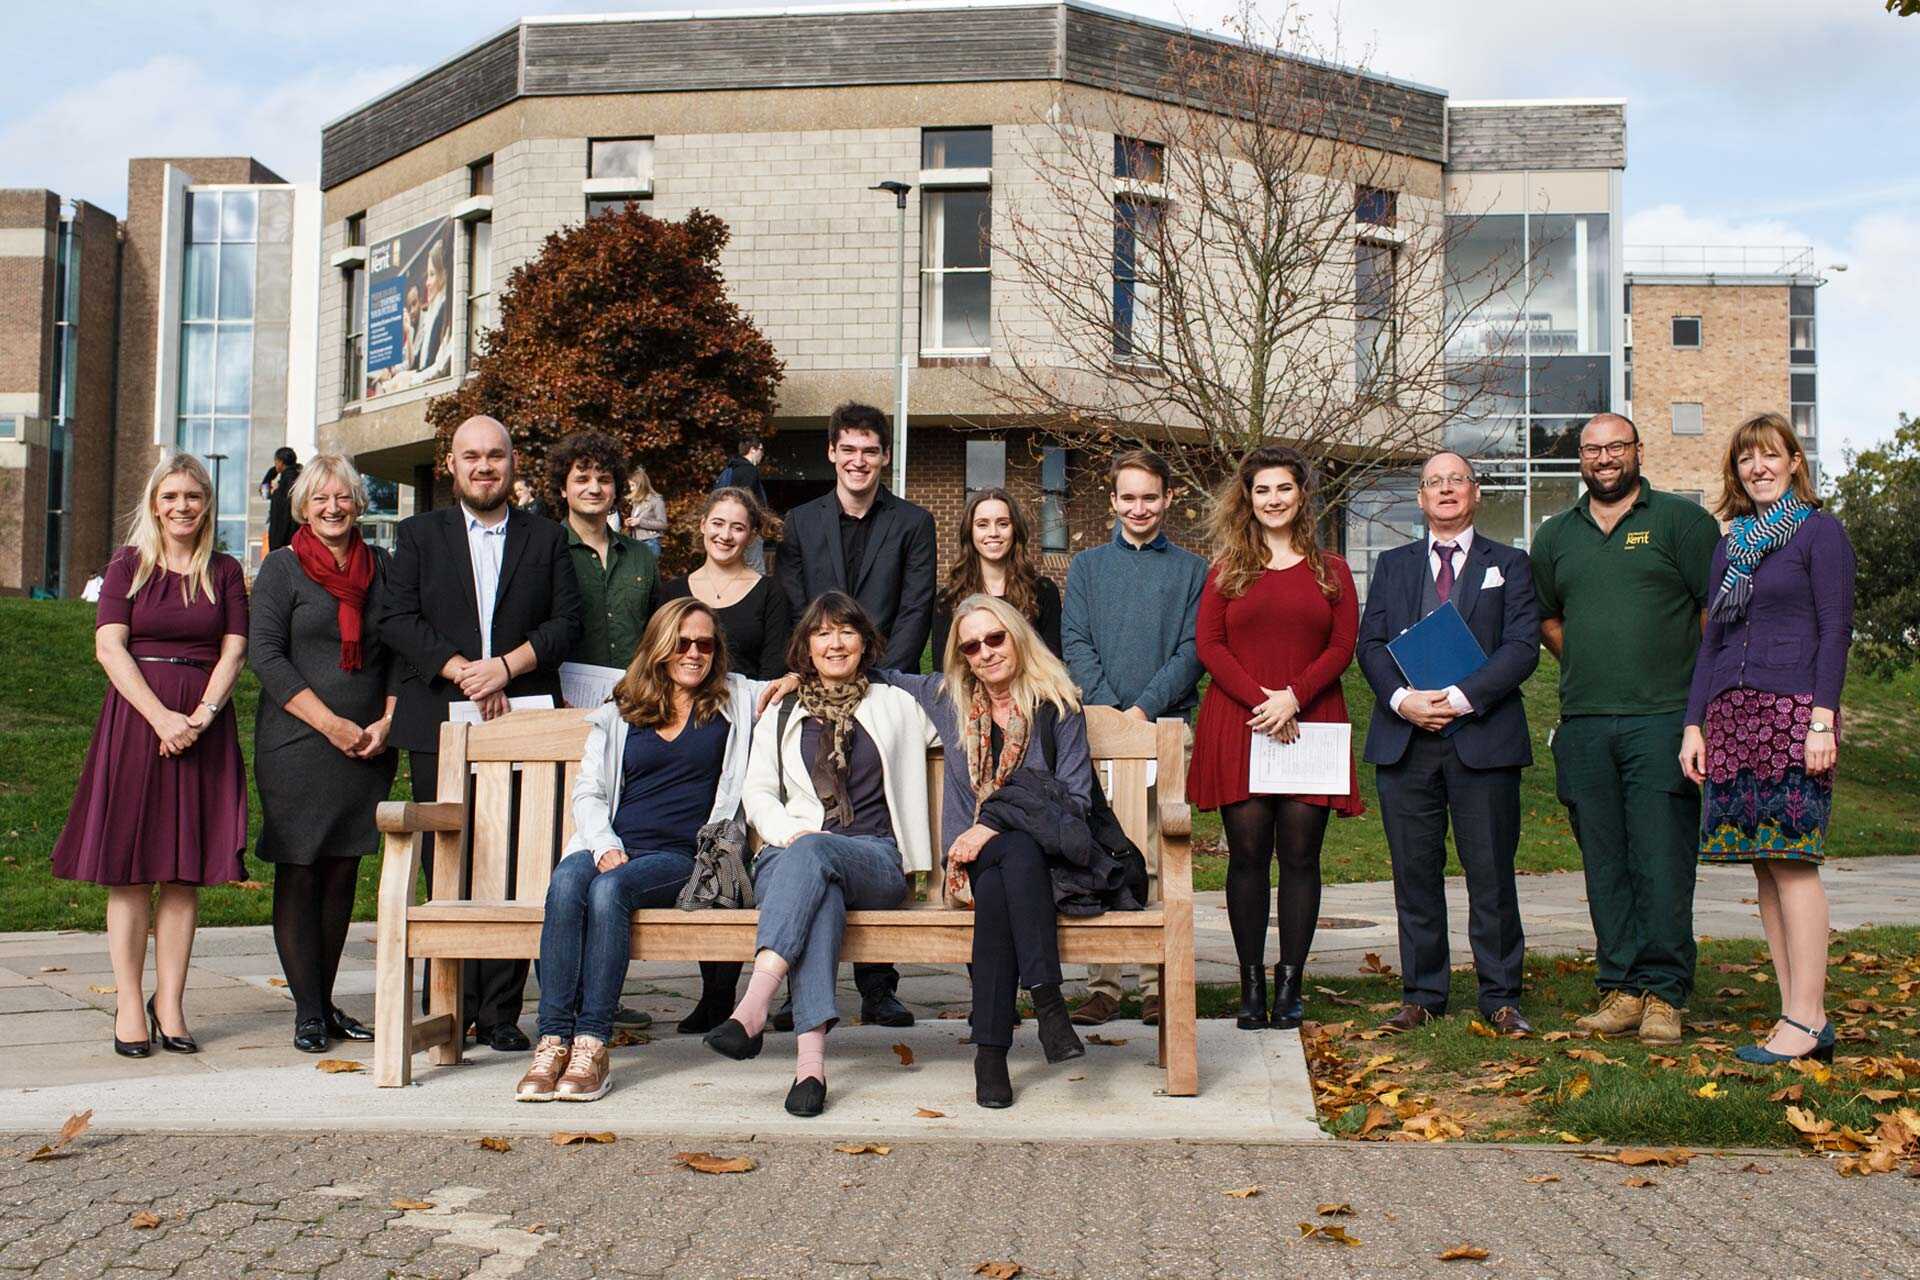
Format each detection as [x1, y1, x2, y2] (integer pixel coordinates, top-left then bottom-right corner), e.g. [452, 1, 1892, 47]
[674, 636, 717, 656]
[958, 629, 1010, 657]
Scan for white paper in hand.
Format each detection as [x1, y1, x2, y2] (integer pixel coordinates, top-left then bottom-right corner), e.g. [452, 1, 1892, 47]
[1248, 723, 1351, 794]
[559, 661, 625, 709]
[448, 695, 557, 725]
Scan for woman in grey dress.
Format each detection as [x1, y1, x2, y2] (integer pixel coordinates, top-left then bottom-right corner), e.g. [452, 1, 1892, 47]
[248, 455, 399, 1053]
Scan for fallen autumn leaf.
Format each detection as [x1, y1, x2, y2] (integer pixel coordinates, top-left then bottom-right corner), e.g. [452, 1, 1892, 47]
[1224, 1186, 1261, 1198]
[674, 1151, 757, 1174]
[915, 1108, 947, 1118]
[891, 1043, 915, 1067]
[551, 1131, 616, 1146]
[972, 1264, 1023, 1279]
[129, 1211, 162, 1230]
[1315, 1202, 1354, 1216]
[390, 1199, 435, 1211]
[834, 1143, 891, 1156]
[477, 1137, 511, 1153]
[1438, 1244, 1490, 1261]
[1297, 1223, 1362, 1247]
[25, 1110, 92, 1162]
[315, 1059, 364, 1074]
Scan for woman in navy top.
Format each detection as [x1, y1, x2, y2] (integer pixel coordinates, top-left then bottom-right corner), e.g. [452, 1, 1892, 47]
[1680, 413, 1854, 1066]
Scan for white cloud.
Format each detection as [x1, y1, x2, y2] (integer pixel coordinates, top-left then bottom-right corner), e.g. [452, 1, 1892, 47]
[0, 55, 415, 213]
[1625, 203, 1920, 470]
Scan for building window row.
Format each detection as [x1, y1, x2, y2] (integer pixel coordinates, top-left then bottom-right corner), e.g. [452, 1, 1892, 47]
[178, 189, 257, 556]
[963, 437, 1070, 554]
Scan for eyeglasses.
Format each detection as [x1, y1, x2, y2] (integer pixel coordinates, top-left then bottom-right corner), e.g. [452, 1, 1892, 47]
[1420, 474, 1474, 491]
[673, 636, 717, 656]
[1578, 441, 1637, 460]
[958, 629, 1010, 657]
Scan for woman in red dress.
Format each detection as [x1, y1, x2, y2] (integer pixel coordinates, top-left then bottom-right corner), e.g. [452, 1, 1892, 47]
[1189, 446, 1361, 1032]
[52, 453, 250, 1057]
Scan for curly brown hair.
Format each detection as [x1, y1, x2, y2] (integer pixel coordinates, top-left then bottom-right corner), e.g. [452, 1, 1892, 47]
[547, 431, 629, 516]
[1205, 446, 1338, 601]
[937, 488, 1042, 619]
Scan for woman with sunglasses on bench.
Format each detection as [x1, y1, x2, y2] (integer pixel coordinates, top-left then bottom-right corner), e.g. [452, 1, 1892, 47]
[705, 592, 939, 1117]
[515, 598, 765, 1103]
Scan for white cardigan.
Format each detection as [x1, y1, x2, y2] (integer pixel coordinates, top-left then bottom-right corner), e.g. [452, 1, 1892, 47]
[566, 674, 765, 858]
[741, 684, 942, 874]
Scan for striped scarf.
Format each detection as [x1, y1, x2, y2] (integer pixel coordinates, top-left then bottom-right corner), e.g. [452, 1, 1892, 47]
[1712, 494, 1812, 623]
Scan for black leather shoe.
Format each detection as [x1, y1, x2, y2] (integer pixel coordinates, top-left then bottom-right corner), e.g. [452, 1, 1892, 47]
[1029, 983, 1086, 1064]
[113, 1035, 151, 1058]
[294, 1017, 330, 1053]
[479, 1023, 532, 1052]
[784, 1075, 827, 1117]
[770, 993, 795, 1033]
[975, 1046, 1013, 1109]
[676, 999, 729, 1035]
[147, 996, 199, 1054]
[860, 991, 915, 1027]
[1270, 964, 1304, 1030]
[703, 1018, 765, 1060]
[1236, 965, 1269, 1030]
[326, 1006, 374, 1042]
[1489, 1006, 1534, 1036]
[611, 1004, 653, 1030]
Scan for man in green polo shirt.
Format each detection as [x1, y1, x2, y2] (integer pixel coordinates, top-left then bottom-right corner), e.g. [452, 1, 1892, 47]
[552, 431, 658, 672]
[1532, 412, 1720, 1046]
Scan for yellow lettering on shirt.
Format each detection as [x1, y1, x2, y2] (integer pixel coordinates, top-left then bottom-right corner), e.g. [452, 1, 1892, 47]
[1625, 530, 1651, 548]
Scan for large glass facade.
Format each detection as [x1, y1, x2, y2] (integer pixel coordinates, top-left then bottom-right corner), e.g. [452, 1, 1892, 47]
[46, 215, 79, 593]
[177, 189, 256, 555]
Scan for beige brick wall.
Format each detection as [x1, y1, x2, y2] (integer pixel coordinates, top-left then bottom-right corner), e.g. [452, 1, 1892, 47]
[1632, 282, 1791, 513]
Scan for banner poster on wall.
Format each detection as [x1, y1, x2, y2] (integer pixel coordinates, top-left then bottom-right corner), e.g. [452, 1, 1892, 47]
[364, 216, 456, 400]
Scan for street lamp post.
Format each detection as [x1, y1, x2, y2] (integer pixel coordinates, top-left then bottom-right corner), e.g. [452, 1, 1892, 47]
[871, 180, 912, 494]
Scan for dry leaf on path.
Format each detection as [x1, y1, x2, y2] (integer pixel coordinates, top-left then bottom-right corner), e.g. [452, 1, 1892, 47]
[1622, 1176, 1657, 1188]
[1223, 1186, 1261, 1198]
[1556, 1132, 1588, 1144]
[552, 1131, 616, 1146]
[38, 966, 66, 973]
[835, 1143, 891, 1156]
[1438, 1244, 1490, 1261]
[477, 1137, 512, 1153]
[891, 1043, 915, 1067]
[1524, 1174, 1561, 1185]
[266, 978, 288, 988]
[1315, 1202, 1354, 1216]
[1360, 952, 1394, 976]
[1086, 1034, 1129, 1046]
[129, 1211, 162, 1229]
[87, 984, 115, 995]
[1616, 1148, 1695, 1167]
[1741, 1162, 1773, 1175]
[1298, 1223, 1362, 1247]
[26, 1110, 91, 1162]
[315, 1059, 364, 1074]
[915, 1108, 947, 1119]
[973, 1264, 1023, 1279]
[391, 1199, 435, 1211]
[674, 1151, 757, 1174]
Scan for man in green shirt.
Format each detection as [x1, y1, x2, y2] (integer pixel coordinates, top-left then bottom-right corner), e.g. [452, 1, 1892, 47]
[552, 432, 658, 672]
[1531, 412, 1721, 1046]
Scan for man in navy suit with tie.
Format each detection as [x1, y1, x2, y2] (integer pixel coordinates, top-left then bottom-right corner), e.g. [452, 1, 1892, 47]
[1356, 451, 1541, 1034]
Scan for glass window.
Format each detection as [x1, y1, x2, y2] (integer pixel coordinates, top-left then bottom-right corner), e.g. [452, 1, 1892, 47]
[1476, 482, 1526, 547]
[921, 189, 992, 352]
[220, 191, 257, 243]
[1528, 473, 1583, 540]
[590, 138, 653, 181]
[1790, 285, 1815, 316]
[1040, 447, 1069, 553]
[1672, 316, 1701, 347]
[180, 326, 215, 415]
[1528, 416, 1585, 460]
[1793, 404, 1816, 437]
[1355, 186, 1396, 226]
[0, 415, 18, 440]
[470, 157, 494, 197]
[216, 242, 255, 320]
[587, 196, 645, 220]
[1445, 417, 1524, 459]
[1529, 356, 1609, 417]
[177, 417, 211, 457]
[1342, 476, 1423, 601]
[465, 219, 493, 363]
[1675, 490, 1705, 506]
[215, 328, 253, 415]
[1113, 195, 1162, 359]
[1356, 240, 1396, 390]
[1671, 402, 1704, 436]
[343, 265, 366, 402]
[182, 243, 217, 321]
[1445, 214, 1525, 357]
[1790, 316, 1815, 365]
[965, 439, 1006, 493]
[1791, 372, 1816, 403]
[1114, 136, 1164, 182]
[922, 127, 991, 169]
[1446, 358, 1526, 421]
[190, 192, 220, 244]
[1526, 213, 1610, 354]
[346, 213, 365, 247]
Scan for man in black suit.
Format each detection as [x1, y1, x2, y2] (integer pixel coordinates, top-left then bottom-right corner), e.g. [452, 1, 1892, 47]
[1356, 451, 1540, 1035]
[375, 414, 584, 1051]
[775, 401, 937, 1027]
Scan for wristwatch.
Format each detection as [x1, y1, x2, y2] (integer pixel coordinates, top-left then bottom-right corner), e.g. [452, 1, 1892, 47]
[1808, 721, 1833, 734]
[199, 700, 221, 717]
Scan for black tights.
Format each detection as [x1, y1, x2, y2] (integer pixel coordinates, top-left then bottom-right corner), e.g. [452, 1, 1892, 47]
[1221, 797, 1330, 970]
[271, 859, 361, 1025]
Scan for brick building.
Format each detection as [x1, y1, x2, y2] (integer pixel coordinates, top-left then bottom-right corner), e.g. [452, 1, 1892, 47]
[1623, 246, 1823, 511]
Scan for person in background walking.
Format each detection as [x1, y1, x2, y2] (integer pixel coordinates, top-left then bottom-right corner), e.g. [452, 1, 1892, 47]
[1356, 452, 1539, 1036]
[264, 447, 301, 552]
[715, 435, 769, 572]
[1680, 413, 1854, 1064]
[248, 454, 397, 1054]
[1532, 412, 1721, 1047]
[932, 487, 1062, 662]
[623, 465, 669, 558]
[1060, 449, 1206, 1026]
[53, 453, 249, 1058]
[1190, 446, 1361, 1032]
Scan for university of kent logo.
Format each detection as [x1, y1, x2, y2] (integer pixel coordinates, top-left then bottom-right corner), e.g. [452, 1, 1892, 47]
[1625, 531, 1652, 548]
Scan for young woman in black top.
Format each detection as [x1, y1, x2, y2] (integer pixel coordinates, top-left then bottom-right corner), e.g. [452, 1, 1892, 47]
[658, 487, 791, 679]
[931, 487, 1061, 663]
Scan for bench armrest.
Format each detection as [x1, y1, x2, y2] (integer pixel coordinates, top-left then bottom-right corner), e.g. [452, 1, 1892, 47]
[376, 801, 465, 835]
[1158, 800, 1191, 840]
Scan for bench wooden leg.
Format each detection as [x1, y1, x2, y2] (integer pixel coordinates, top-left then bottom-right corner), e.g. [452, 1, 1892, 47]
[426, 958, 464, 1067]
[373, 892, 412, 1088]
[1159, 914, 1199, 1098]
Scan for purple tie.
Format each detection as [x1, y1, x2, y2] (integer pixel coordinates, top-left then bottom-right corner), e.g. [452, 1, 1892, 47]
[1434, 542, 1458, 605]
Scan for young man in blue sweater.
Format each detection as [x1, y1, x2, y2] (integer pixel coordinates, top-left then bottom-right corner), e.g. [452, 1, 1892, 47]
[1061, 449, 1208, 1025]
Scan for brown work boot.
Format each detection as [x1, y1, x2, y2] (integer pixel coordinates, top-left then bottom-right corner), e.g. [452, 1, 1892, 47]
[1141, 995, 1162, 1027]
[1377, 1003, 1438, 1034]
[555, 1037, 612, 1101]
[1574, 991, 1645, 1036]
[1638, 996, 1684, 1046]
[1070, 992, 1120, 1026]
[514, 1035, 571, 1102]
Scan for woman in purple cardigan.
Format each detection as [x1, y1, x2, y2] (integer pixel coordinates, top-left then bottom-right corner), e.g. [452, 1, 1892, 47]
[1680, 412, 1854, 1066]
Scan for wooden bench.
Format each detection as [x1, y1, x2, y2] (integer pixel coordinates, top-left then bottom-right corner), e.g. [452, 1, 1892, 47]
[372, 704, 1198, 1095]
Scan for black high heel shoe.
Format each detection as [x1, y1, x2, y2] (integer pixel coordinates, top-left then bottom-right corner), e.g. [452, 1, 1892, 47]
[784, 1075, 827, 1117]
[703, 1018, 765, 1060]
[326, 1006, 374, 1042]
[1270, 964, 1304, 1030]
[113, 1028, 151, 1058]
[147, 996, 199, 1054]
[1236, 965, 1269, 1030]
[293, 1017, 330, 1054]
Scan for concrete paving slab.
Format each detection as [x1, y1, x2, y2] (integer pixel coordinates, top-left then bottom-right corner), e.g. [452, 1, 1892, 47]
[0, 1009, 118, 1048]
[0, 985, 87, 1014]
[0, 1018, 1320, 1144]
[0, 965, 41, 989]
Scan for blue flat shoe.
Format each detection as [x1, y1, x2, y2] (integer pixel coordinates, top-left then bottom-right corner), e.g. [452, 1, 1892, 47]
[1733, 1015, 1834, 1065]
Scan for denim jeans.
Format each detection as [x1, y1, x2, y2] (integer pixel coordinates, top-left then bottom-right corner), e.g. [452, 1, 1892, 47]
[752, 832, 908, 1034]
[537, 848, 694, 1042]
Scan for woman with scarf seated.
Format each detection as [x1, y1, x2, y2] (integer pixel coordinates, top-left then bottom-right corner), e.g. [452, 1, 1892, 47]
[704, 592, 939, 1117]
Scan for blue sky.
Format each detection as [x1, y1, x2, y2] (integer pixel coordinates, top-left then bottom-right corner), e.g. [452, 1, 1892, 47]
[2, 0, 1913, 465]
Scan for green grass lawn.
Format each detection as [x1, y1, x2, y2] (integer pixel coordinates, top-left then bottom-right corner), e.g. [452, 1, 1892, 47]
[3, 595, 1917, 931]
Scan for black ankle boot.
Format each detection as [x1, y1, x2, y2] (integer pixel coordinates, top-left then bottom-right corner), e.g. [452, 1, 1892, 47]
[1236, 965, 1269, 1030]
[974, 1046, 1013, 1108]
[1028, 983, 1085, 1064]
[1271, 964, 1303, 1030]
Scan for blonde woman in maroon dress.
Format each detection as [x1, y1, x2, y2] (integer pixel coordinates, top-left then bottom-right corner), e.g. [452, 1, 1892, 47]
[1189, 446, 1361, 1033]
[52, 453, 250, 1057]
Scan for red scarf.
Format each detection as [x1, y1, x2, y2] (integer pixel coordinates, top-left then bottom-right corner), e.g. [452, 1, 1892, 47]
[292, 524, 375, 671]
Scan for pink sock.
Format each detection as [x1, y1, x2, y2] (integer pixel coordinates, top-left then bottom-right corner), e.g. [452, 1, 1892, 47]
[795, 1028, 827, 1083]
[729, 960, 783, 1037]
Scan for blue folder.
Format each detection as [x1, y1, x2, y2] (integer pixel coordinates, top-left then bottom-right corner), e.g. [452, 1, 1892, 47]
[1387, 599, 1488, 696]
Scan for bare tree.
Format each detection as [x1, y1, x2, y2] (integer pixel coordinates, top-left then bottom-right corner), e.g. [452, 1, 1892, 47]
[983, 1, 1530, 512]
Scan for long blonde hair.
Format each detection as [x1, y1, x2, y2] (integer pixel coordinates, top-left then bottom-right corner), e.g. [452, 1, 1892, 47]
[611, 597, 732, 730]
[1205, 445, 1338, 601]
[125, 452, 219, 605]
[942, 593, 1080, 723]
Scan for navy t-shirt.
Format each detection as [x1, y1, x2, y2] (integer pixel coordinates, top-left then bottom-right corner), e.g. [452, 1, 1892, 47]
[611, 714, 728, 856]
[801, 718, 892, 839]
